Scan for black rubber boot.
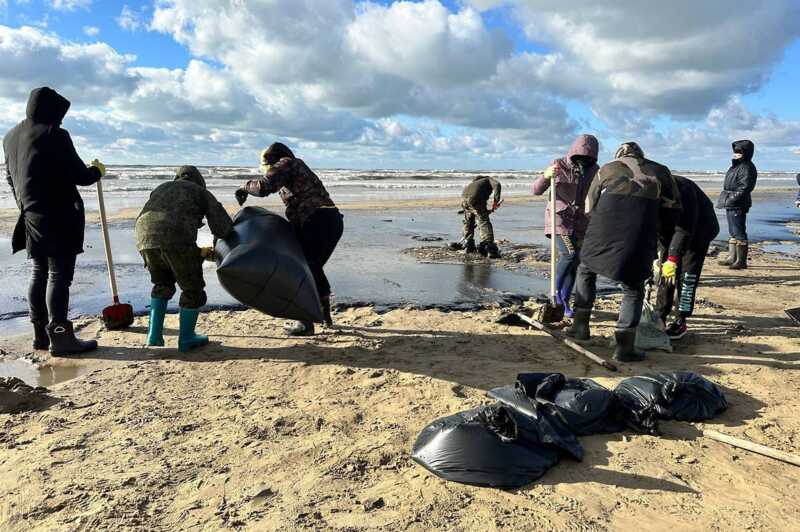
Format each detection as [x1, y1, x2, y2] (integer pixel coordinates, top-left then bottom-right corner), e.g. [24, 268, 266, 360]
[565, 308, 591, 341]
[613, 328, 646, 362]
[321, 296, 333, 326]
[465, 240, 477, 254]
[729, 241, 748, 270]
[47, 321, 98, 356]
[717, 239, 737, 266]
[32, 320, 49, 350]
[287, 321, 315, 337]
[485, 242, 501, 259]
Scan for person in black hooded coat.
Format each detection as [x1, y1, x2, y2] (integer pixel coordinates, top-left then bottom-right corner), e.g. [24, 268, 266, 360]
[716, 140, 757, 270]
[3, 87, 106, 355]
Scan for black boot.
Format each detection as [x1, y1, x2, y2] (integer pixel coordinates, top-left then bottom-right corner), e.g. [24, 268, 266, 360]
[613, 328, 646, 362]
[321, 296, 333, 326]
[286, 321, 315, 337]
[729, 241, 748, 270]
[717, 239, 737, 266]
[565, 308, 591, 341]
[485, 242, 501, 259]
[465, 239, 477, 254]
[32, 320, 49, 350]
[47, 321, 98, 356]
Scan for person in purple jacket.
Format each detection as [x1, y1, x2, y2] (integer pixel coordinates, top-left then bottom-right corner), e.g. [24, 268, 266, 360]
[532, 134, 599, 317]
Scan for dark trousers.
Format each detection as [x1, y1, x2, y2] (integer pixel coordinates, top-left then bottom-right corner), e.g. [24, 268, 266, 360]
[141, 247, 206, 309]
[555, 234, 581, 306]
[297, 208, 344, 298]
[726, 209, 748, 241]
[574, 263, 645, 330]
[29, 255, 77, 324]
[655, 242, 710, 322]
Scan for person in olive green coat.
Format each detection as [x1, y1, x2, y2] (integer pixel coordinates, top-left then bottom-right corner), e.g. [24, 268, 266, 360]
[134, 165, 233, 352]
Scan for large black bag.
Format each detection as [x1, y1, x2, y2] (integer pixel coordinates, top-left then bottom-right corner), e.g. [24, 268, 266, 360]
[411, 403, 581, 488]
[614, 371, 728, 433]
[215, 207, 324, 322]
[489, 373, 626, 436]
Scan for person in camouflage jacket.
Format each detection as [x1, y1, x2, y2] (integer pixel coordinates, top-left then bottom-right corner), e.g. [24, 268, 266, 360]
[135, 165, 233, 352]
[449, 175, 502, 258]
[235, 143, 343, 336]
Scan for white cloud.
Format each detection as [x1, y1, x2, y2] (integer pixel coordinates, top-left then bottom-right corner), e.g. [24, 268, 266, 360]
[82, 25, 99, 37]
[117, 5, 143, 32]
[49, 0, 91, 11]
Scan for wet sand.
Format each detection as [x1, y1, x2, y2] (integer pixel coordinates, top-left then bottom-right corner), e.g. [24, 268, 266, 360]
[1, 248, 799, 530]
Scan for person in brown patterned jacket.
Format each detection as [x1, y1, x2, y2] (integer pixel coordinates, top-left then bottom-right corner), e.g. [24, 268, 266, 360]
[236, 143, 343, 336]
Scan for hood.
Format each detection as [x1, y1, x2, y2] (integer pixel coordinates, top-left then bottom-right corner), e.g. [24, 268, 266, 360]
[174, 165, 206, 189]
[566, 134, 599, 165]
[26, 87, 71, 125]
[732, 140, 754, 161]
[263, 142, 295, 165]
[614, 142, 644, 160]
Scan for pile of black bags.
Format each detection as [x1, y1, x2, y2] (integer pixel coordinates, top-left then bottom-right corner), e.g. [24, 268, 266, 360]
[411, 371, 727, 488]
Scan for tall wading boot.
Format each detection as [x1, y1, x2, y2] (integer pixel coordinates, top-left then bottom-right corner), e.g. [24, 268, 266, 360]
[565, 308, 591, 341]
[146, 297, 168, 346]
[178, 308, 208, 352]
[32, 320, 49, 350]
[613, 328, 646, 362]
[729, 241, 748, 270]
[321, 295, 333, 326]
[46, 321, 98, 356]
[287, 321, 315, 337]
[717, 239, 737, 266]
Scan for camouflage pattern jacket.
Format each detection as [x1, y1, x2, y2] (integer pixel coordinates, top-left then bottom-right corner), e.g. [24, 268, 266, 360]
[243, 157, 335, 226]
[135, 167, 233, 251]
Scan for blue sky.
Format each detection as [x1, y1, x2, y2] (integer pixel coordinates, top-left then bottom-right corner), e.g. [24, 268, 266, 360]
[1, 0, 799, 170]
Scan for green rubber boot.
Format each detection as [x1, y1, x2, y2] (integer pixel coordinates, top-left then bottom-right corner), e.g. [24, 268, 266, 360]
[178, 308, 208, 352]
[146, 297, 168, 347]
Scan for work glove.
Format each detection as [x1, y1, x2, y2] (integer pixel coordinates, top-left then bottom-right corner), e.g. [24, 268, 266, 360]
[543, 165, 557, 180]
[90, 159, 106, 178]
[235, 188, 249, 206]
[259, 148, 271, 174]
[200, 247, 216, 262]
[661, 257, 678, 287]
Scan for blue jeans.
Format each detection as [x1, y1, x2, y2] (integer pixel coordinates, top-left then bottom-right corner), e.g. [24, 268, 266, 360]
[574, 263, 645, 330]
[554, 235, 581, 315]
[726, 209, 748, 242]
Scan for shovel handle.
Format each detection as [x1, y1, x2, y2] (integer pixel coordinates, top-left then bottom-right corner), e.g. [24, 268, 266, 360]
[96, 179, 119, 301]
[550, 176, 557, 302]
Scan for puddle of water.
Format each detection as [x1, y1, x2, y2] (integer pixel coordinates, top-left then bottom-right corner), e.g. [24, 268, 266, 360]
[0, 358, 88, 388]
[760, 242, 800, 258]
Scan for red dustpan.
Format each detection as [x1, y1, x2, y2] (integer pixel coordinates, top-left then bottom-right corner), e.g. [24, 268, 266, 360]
[97, 179, 134, 330]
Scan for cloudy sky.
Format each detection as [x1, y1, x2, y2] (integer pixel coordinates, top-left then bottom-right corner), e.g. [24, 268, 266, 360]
[1, 0, 799, 170]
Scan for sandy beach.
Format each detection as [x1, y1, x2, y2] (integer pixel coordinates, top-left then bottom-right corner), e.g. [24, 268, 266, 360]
[1, 242, 799, 530]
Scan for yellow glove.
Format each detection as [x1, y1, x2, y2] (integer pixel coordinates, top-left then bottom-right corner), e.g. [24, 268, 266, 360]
[90, 159, 106, 178]
[661, 259, 678, 286]
[543, 165, 556, 180]
[259, 149, 270, 174]
[200, 247, 216, 262]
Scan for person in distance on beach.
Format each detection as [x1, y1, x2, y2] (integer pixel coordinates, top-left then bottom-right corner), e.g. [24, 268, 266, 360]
[3, 87, 106, 356]
[654, 175, 719, 340]
[532, 134, 599, 318]
[235, 143, 343, 336]
[134, 166, 233, 352]
[449, 175, 503, 258]
[566, 142, 681, 362]
[717, 140, 757, 270]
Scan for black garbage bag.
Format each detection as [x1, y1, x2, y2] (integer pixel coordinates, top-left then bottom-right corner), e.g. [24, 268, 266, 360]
[614, 371, 728, 433]
[411, 403, 582, 488]
[215, 207, 323, 323]
[489, 373, 626, 436]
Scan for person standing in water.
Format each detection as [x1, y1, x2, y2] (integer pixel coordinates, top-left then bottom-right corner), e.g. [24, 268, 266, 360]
[450, 175, 503, 258]
[236, 143, 343, 336]
[532, 134, 599, 317]
[717, 140, 757, 270]
[3, 87, 106, 356]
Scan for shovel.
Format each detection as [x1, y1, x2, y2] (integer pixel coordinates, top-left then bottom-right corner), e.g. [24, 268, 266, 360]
[535, 175, 564, 323]
[97, 179, 134, 330]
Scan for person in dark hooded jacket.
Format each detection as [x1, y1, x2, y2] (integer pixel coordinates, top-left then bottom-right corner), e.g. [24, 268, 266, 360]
[3, 87, 106, 356]
[134, 166, 233, 352]
[532, 134, 599, 317]
[566, 142, 680, 362]
[655, 175, 719, 340]
[236, 142, 343, 337]
[717, 140, 757, 270]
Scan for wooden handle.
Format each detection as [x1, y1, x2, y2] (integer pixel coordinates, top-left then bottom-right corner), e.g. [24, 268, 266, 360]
[550, 179, 557, 301]
[703, 429, 800, 467]
[96, 179, 119, 301]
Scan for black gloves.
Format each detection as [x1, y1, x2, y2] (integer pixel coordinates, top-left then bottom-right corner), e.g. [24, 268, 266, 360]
[235, 188, 249, 206]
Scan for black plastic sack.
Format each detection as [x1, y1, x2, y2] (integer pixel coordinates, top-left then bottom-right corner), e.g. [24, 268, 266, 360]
[489, 373, 626, 436]
[614, 371, 728, 433]
[411, 403, 581, 488]
[215, 207, 323, 323]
